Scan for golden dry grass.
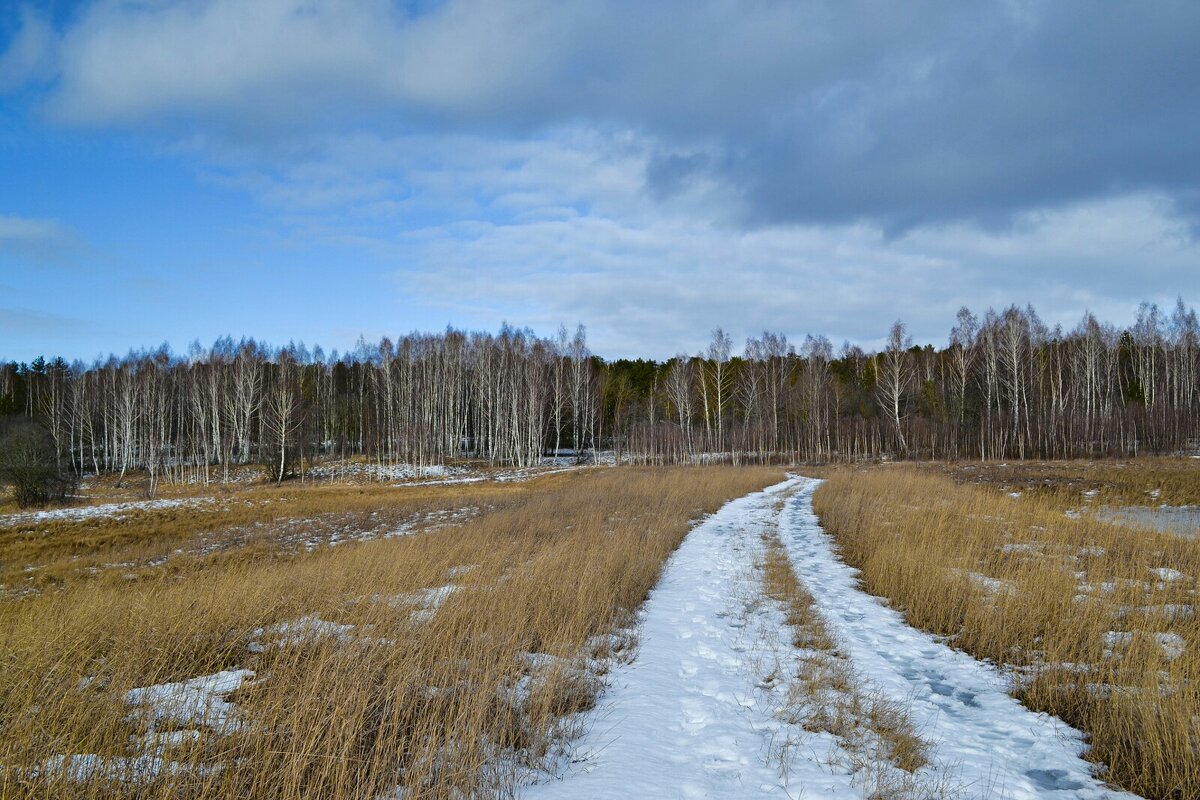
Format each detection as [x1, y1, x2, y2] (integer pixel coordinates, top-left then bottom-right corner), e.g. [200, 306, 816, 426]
[0, 465, 782, 799]
[813, 464, 1200, 799]
[0, 476, 537, 594]
[929, 457, 1200, 507]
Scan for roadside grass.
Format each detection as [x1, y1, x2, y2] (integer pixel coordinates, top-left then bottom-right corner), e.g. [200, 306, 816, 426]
[0, 465, 782, 799]
[813, 465, 1200, 799]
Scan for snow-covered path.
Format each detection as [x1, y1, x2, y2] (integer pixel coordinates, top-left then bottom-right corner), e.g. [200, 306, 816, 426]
[526, 477, 859, 798]
[526, 476, 1139, 799]
[779, 477, 1137, 800]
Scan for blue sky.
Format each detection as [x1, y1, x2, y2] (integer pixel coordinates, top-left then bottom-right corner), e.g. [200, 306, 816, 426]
[2, 0, 1198, 363]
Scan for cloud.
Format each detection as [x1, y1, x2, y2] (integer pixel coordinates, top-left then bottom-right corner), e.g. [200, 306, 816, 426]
[395, 191, 1197, 358]
[0, 6, 58, 91]
[0, 215, 87, 264]
[35, 0, 583, 130]
[147, 127, 1198, 357]
[1, 1, 1195, 361]
[5, 0, 1200, 228]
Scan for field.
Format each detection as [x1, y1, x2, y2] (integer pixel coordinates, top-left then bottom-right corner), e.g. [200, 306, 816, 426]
[3, 457, 1197, 799]
[0, 463, 782, 798]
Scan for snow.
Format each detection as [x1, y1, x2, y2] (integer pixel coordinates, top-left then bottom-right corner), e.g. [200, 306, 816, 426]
[1155, 632, 1187, 660]
[1001, 542, 1044, 555]
[529, 476, 1142, 797]
[778, 478, 1140, 799]
[397, 584, 459, 623]
[966, 571, 1013, 595]
[0, 497, 212, 526]
[1102, 631, 1186, 661]
[301, 506, 479, 551]
[249, 616, 354, 651]
[37, 670, 250, 785]
[306, 462, 466, 482]
[1151, 567, 1187, 582]
[38, 752, 194, 784]
[126, 668, 254, 733]
[526, 479, 863, 798]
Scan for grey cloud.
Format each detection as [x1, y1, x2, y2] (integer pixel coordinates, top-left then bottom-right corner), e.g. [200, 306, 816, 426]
[6, 1, 1199, 228]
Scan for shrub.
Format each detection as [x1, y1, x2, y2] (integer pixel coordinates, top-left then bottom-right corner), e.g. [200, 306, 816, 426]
[0, 420, 78, 507]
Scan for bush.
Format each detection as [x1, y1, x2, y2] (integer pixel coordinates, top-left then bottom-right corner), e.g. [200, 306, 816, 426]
[0, 420, 78, 508]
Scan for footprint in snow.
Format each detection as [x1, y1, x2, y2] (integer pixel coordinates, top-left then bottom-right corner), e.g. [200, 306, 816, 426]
[1027, 769, 1087, 792]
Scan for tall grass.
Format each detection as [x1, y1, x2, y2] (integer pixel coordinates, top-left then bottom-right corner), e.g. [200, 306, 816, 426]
[814, 466, 1200, 799]
[0, 466, 782, 799]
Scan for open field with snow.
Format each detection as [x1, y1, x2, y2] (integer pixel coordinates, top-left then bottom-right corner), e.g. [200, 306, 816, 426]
[1, 458, 1194, 798]
[0, 464, 782, 798]
[0, 459, 603, 597]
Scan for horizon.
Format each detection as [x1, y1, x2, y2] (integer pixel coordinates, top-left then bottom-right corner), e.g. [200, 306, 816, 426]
[4, 295, 1195, 369]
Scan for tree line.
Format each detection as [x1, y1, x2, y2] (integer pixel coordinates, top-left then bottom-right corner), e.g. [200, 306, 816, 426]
[2, 299, 1197, 493]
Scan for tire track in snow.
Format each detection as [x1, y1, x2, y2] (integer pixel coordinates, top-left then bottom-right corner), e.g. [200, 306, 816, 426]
[780, 477, 1141, 800]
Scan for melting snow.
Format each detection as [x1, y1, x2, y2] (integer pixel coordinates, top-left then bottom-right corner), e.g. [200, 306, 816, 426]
[1152, 567, 1187, 582]
[525, 478, 862, 798]
[36, 670, 249, 785]
[249, 616, 355, 651]
[0, 497, 212, 526]
[402, 584, 459, 623]
[126, 669, 254, 732]
[1156, 632, 1187, 660]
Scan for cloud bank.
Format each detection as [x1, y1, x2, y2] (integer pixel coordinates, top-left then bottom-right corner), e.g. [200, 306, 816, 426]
[1, 0, 1197, 357]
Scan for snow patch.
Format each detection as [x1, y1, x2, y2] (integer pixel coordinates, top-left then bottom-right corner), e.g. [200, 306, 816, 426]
[126, 668, 254, 733]
[0, 497, 213, 526]
[524, 478, 865, 798]
[249, 616, 354, 651]
[1152, 567, 1187, 582]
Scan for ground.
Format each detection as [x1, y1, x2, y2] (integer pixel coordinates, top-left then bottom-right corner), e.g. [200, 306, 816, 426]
[1, 458, 1194, 798]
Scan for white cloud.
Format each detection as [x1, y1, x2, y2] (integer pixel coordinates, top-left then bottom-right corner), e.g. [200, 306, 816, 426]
[0, 215, 87, 264]
[153, 125, 1200, 358]
[36, 0, 585, 128]
[396, 191, 1198, 358]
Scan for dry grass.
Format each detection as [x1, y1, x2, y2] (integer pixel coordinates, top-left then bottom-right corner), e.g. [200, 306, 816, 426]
[0, 465, 782, 799]
[929, 457, 1200, 507]
[0, 477, 534, 594]
[814, 464, 1200, 799]
[757, 526, 932, 796]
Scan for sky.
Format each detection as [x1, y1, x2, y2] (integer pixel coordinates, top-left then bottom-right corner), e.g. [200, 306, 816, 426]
[1, 0, 1198, 363]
